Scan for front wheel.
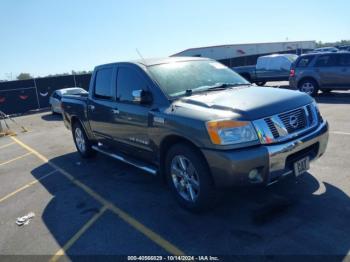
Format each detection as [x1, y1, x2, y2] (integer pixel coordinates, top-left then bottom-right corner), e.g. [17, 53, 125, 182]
[298, 79, 319, 97]
[165, 143, 217, 212]
[72, 122, 96, 158]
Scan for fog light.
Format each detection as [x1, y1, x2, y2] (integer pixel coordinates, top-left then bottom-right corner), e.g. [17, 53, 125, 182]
[248, 169, 263, 183]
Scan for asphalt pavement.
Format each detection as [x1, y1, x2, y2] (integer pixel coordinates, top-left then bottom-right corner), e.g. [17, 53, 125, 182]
[0, 87, 349, 261]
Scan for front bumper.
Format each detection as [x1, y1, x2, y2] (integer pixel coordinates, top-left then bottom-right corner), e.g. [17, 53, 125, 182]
[202, 120, 329, 187]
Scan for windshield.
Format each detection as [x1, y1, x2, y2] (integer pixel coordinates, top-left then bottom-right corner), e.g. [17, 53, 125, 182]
[148, 60, 249, 97]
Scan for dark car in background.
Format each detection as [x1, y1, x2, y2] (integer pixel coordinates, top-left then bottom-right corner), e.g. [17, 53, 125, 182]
[290, 52, 350, 96]
[337, 45, 350, 52]
[233, 54, 298, 86]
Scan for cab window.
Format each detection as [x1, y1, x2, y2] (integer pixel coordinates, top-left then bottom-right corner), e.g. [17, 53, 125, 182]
[94, 68, 113, 99]
[117, 67, 148, 103]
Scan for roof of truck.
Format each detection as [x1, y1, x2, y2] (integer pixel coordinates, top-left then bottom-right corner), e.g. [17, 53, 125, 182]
[97, 57, 211, 69]
[135, 56, 210, 66]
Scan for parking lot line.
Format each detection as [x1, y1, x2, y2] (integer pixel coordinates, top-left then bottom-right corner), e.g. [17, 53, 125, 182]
[0, 169, 57, 204]
[49, 205, 108, 262]
[331, 131, 350, 136]
[10, 136, 185, 256]
[0, 152, 32, 167]
[0, 142, 15, 150]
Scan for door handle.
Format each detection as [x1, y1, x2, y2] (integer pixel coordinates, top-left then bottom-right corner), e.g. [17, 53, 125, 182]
[111, 108, 120, 114]
[88, 105, 95, 111]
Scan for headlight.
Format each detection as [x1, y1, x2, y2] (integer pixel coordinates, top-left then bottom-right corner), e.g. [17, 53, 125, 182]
[206, 120, 258, 145]
[312, 101, 323, 122]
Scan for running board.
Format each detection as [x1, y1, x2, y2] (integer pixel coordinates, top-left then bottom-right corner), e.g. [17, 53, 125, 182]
[92, 145, 158, 175]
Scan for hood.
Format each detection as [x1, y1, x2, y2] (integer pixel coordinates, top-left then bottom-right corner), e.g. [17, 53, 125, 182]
[179, 86, 313, 120]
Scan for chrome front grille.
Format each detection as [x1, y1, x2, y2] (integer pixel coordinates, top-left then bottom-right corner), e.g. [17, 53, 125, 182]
[253, 103, 319, 144]
[278, 107, 307, 133]
[265, 118, 279, 138]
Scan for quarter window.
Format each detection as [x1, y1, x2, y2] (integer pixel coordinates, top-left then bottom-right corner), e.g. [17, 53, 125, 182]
[117, 67, 148, 102]
[94, 68, 113, 99]
[338, 54, 350, 66]
[297, 56, 315, 67]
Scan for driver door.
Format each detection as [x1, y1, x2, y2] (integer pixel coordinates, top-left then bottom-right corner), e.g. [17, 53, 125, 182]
[113, 64, 154, 162]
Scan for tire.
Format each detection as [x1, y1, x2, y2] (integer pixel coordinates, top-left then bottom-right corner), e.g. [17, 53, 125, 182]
[298, 79, 319, 97]
[72, 122, 96, 158]
[256, 82, 266, 86]
[241, 74, 251, 83]
[165, 143, 217, 212]
[51, 105, 57, 115]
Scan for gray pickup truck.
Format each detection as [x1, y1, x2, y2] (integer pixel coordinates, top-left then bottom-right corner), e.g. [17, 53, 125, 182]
[61, 57, 329, 211]
[233, 54, 298, 86]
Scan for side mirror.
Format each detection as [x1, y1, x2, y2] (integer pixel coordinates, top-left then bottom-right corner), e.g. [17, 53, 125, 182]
[132, 90, 152, 104]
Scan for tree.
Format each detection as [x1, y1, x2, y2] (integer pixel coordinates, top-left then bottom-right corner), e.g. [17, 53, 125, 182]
[316, 40, 350, 48]
[17, 73, 33, 80]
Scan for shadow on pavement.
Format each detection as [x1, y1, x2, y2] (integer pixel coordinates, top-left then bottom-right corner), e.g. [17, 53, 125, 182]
[316, 91, 350, 104]
[41, 113, 63, 122]
[31, 151, 350, 259]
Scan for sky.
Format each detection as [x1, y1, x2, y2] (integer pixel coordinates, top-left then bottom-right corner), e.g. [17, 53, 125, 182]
[0, 0, 349, 79]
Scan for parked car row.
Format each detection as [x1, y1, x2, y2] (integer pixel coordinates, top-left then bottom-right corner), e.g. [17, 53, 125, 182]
[309, 46, 350, 53]
[309, 47, 340, 53]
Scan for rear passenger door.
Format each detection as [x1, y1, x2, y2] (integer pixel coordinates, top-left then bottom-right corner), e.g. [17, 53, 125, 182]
[337, 53, 350, 88]
[314, 54, 339, 88]
[113, 65, 154, 162]
[88, 66, 118, 143]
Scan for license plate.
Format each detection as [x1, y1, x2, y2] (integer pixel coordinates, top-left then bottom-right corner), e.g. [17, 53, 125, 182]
[294, 156, 310, 177]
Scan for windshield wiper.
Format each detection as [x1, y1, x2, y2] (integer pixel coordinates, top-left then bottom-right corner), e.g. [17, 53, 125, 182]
[206, 83, 235, 90]
[182, 83, 250, 97]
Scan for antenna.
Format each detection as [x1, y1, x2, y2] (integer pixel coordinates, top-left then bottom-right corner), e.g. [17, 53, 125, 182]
[136, 48, 146, 64]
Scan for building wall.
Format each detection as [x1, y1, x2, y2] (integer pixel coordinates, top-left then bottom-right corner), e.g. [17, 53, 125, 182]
[172, 41, 316, 66]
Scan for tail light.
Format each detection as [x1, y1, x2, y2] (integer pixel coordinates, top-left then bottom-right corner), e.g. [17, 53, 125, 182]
[290, 69, 295, 77]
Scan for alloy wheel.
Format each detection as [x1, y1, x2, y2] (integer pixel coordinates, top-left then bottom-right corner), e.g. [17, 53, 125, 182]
[300, 82, 315, 95]
[75, 127, 86, 153]
[171, 155, 200, 202]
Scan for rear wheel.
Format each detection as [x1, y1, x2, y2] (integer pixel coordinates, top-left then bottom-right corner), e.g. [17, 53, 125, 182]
[241, 74, 251, 83]
[321, 89, 332, 94]
[72, 122, 96, 158]
[256, 82, 266, 86]
[298, 79, 319, 97]
[165, 143, 217, 212]
[51, 105, 57, 114]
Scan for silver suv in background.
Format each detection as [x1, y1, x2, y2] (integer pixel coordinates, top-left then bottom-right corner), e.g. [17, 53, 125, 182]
[289, 52, 350, 96]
